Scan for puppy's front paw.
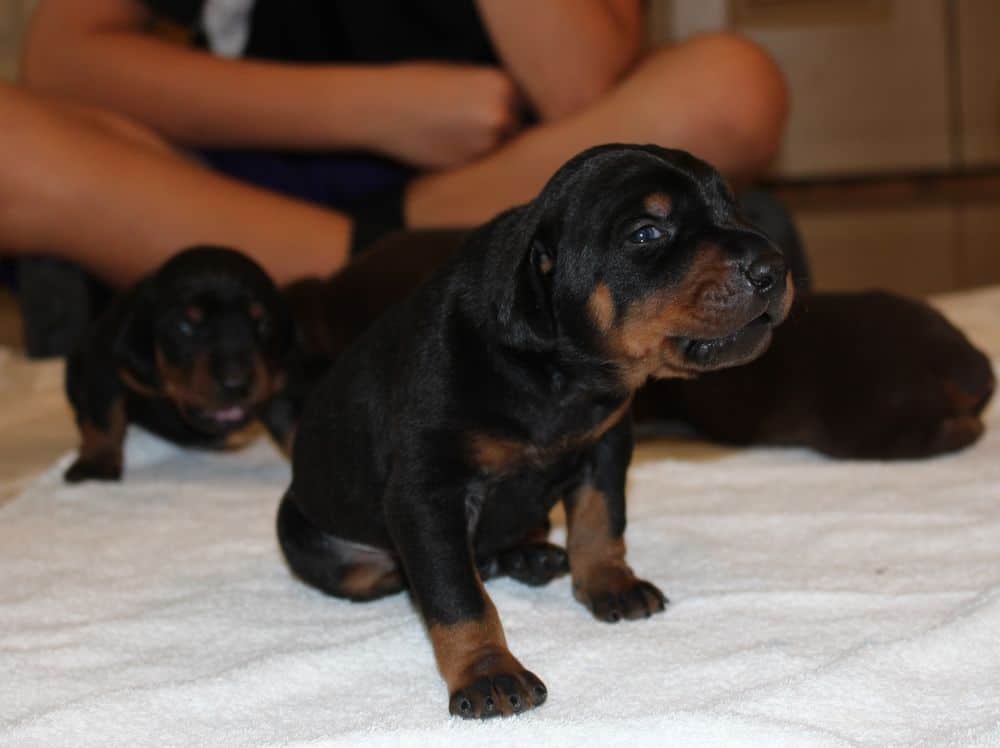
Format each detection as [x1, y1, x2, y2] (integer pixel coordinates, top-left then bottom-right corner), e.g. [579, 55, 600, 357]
[448, 654, 547, 719]
[64, 455, 122, 483]
[574, 566, 668, 622]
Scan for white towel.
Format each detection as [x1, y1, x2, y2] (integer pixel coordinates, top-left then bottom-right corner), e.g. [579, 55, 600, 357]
[3, 288, 1000, 747]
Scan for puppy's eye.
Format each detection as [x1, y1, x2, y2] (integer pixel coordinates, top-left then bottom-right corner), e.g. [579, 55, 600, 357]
[249, 302, 272, 338]
[628, 225, 664, 244]
[178, 306, 203, 336]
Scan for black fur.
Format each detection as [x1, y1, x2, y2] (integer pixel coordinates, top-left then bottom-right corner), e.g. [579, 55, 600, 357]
[64, 246, 296, 482]
[280, 144, 794, 716]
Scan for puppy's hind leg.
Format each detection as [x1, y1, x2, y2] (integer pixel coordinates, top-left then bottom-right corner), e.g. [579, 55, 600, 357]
[478, 520, 569, 587]
[276, 492, 405, 602]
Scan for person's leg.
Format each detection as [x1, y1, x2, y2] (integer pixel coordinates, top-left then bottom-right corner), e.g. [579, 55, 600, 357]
[407, 33, 788, 227]
[0, 81, 352, 288]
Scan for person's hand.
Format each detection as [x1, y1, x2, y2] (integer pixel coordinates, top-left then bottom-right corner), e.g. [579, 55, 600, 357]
[366, 63, 524, 170]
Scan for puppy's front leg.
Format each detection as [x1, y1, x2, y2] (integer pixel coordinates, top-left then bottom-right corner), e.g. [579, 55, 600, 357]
[64, 350, 128, 483]
[259, 390, 298, 457]
[385, 477, 547, 719]
[566, 418, 668, 622]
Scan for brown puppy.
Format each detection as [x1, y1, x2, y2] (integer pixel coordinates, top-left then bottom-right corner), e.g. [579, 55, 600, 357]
[636, 291, 995, 459]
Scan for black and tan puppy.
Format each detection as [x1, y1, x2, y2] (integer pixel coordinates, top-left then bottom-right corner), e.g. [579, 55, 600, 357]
[279, 144, 794, 718]
[64, 246, 296, 482]
[289, 233, 994, 463]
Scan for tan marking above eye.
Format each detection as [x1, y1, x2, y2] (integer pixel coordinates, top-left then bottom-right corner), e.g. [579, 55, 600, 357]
[248, 301, 266, 320]
[643, 192, 673, 218]
[185, 305, 204, 323]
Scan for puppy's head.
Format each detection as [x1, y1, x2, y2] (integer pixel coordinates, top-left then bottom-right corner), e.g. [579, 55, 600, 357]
[500, 144, 794, 389]
[115, 246, 292, 434]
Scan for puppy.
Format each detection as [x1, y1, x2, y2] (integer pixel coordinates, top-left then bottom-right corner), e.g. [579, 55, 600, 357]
[64, 246, 296, 482]
[288, 236, 994, 463]
[279, 144, 794, 717]
[635, 291, 995, 459]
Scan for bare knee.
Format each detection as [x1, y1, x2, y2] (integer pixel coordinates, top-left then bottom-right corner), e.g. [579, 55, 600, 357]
[0, 76, 170, 159]
[687, 33, 788, 163]
[628, 32, 789, 176]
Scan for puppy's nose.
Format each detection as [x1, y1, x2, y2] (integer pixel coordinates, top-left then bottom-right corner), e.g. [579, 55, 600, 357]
[219, 366, 253, 399]
[745, 251, 787, 296]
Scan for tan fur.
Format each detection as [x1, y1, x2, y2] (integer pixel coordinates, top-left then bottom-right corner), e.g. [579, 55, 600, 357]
[565, 485, 632, 599]
[428, 596, 510, 689]
[468, 396, 632, 475]
[117, 368, 160, 398]
[155, 346, 280, 412]
[604, 244, 736, 387]
[643, 192, 673, 218]
[338, 545, 403, 599]
[587, 281, 615, 332]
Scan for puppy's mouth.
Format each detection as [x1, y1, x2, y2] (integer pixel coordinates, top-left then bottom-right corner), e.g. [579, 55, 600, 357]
[675, 312, 774, 372]
[182, 404, 255, 433]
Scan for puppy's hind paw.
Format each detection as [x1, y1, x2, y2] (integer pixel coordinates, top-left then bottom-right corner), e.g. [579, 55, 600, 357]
[498, 542, 569, 587]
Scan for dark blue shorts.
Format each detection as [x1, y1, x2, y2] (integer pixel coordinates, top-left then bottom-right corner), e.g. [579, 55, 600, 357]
[197, 149, 414, 213]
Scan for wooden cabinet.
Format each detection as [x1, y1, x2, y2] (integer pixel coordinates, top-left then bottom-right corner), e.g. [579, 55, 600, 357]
[957, 0, 1000, 167]
[799, 206, 959, 294]
[654, 0, 970, 179]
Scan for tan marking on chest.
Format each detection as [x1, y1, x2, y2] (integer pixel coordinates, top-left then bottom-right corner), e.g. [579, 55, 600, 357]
[467, 396, 632, 475]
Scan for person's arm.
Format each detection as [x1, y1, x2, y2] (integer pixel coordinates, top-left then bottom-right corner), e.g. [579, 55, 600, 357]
[475, 0, 644, 121]
[20, 0, 521, 168]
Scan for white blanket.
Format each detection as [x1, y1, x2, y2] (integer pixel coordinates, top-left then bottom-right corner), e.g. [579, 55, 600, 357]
[3, 288, 1000, 747]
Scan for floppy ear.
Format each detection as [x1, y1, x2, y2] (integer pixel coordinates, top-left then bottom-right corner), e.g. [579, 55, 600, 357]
[504, 237, 557, 350]
[111, 281, 161, 395]
[271, 294, 298, 361]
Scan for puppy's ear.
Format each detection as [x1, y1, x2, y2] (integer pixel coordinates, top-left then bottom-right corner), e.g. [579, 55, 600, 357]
[111, 281, 161, 394]
[505, 237, 557, 350]
[272, 295, 297, 360]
